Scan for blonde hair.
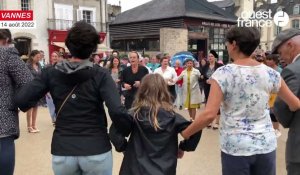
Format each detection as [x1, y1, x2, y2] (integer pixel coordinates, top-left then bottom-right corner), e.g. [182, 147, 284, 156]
[130, 74, 174, 131]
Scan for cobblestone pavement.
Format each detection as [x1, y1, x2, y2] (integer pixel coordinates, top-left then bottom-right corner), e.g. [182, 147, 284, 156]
[15, 107, 288, 175]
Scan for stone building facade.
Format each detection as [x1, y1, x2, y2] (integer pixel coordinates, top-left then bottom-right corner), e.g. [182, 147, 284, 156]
[160, 28, 188, 57]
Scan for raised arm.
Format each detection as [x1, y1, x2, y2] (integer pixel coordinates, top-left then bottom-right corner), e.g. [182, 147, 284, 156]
[177, 71, 184, 81]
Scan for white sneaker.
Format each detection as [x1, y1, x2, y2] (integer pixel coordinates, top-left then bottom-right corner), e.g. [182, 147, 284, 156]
[275, 129, 282, 138]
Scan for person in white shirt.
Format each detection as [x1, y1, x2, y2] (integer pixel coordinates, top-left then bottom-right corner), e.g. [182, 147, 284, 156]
[154, 56, 177, 101]
[139, 56, 152, 73]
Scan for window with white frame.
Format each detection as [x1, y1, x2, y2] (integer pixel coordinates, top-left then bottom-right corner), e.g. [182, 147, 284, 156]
[77, 7, 96, 26]
[82, 10, 92, 23]
[21, 0, 31, 10]
[292, 19, 300, 29]
[293, 5, 300, 15]
[54, 4, 73, 30]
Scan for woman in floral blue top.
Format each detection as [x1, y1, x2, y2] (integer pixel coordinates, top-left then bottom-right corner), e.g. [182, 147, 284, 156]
[181, 26, 300, 175]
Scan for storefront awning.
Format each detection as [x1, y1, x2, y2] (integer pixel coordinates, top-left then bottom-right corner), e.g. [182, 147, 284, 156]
[52, 42, 69, 52]
[51, 42, 112, 53]
[97, 43, 113, 52]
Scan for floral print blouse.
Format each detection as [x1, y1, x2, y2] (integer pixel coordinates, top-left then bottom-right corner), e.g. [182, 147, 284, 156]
[211, 64, 281, 156]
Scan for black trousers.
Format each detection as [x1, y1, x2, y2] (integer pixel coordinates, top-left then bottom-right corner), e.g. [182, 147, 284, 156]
[222, 151, 276, 175]
[125, 96, 134, 110]
[287, 162, 300, 175]
[0, 136, 15, 175]
[204, 83, 211, 102]
[168, 85, 176, 103]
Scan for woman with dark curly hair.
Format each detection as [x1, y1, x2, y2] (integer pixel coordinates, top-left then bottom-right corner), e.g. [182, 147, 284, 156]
[16, 21, 132, 175]
[0, 29, 32, 175]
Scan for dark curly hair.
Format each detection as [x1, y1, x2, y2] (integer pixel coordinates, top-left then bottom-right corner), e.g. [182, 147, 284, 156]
[0, 29, 12, 44]
[225, 26, 260, 57]
[65, 21, 100, 59]
[27, 50, 40, 64]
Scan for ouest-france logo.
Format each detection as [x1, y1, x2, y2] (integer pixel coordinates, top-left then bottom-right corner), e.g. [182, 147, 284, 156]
[237, 10, 290, 28]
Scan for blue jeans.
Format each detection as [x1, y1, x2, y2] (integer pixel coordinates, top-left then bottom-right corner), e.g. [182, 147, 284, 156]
[46, 94, 56, 122]
[175, 84, 183, 107]
[52, 151, 112, 175]
[221, 150, 276, 175]
[0, 136, 15, 175]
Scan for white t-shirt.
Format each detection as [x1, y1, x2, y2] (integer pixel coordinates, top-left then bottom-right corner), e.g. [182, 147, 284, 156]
[211, 64, 281, 156]
[154, 66, 177, 85]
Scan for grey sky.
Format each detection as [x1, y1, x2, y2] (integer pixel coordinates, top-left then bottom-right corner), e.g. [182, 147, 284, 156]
[107, 0, 278, 12]
[107, 0, 152, 12]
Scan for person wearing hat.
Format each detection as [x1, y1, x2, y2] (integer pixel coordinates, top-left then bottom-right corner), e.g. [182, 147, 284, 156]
[202, 50, 223, 129]
[177, 58, 202, 121]
[272, 28, 300, 175]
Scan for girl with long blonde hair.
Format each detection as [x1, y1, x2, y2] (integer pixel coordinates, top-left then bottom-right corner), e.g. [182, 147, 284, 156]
[110, 74, 201, 175]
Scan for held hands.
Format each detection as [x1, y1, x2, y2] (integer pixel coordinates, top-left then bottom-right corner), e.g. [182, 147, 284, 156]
[124, 83, 132, 90]
[290, 99, 300, 112]
[181, 130, 190, 140]
[177, 149, 184, 159]
[133, 81, 140, 88]
[206, 79, 212, 84]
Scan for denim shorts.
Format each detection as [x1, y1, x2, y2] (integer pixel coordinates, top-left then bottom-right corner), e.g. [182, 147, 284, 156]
[52, 151, 112, 175]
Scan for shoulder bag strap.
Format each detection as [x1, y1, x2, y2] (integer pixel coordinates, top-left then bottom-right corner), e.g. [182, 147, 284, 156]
[56, 84, 78, 119]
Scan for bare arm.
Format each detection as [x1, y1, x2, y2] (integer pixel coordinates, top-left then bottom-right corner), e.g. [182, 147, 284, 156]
[181, 80, 223, 139]
[177, 71, 184, 81]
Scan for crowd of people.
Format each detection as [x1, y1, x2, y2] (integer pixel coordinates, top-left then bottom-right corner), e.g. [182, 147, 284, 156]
[0, 21, 300, 175]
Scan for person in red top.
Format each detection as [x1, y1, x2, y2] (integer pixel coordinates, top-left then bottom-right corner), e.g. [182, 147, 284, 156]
[174, 60, 184, 110]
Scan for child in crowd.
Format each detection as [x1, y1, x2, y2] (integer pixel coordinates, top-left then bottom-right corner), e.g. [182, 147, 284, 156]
[110, 74, 201, 175]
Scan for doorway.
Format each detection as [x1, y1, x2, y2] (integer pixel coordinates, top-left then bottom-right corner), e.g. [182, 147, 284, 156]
[188, 39, 207, 61]
[14, 37, 31, 61]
